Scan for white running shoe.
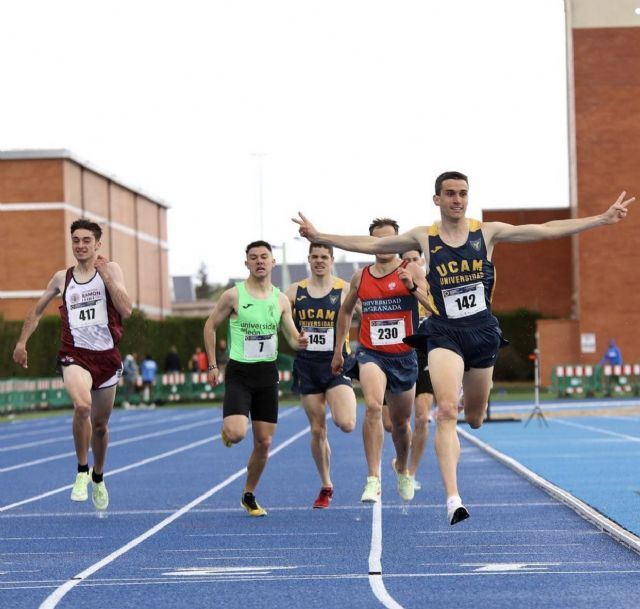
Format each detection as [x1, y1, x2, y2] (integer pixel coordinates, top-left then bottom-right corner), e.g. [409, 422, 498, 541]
[447, 495, 470, 525]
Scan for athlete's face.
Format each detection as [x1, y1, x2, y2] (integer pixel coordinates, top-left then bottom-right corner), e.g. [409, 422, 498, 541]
[245, 246, 275, 278]
[433, 179, 469, 220]
[401, 250, 425, 268]
[372, 225, 398, 263]
[308, 247, 333, 277]
[71, 229, 100, 262]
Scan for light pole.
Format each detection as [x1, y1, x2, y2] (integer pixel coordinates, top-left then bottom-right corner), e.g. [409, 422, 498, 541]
[251, 153, 266, 239]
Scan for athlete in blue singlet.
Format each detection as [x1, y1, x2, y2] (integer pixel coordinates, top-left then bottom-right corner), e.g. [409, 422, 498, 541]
[294, 172, 634, 525]
[286, 243, 356, 509]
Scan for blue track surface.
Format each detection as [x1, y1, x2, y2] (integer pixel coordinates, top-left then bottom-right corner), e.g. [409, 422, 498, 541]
[1, 404, 639, 608]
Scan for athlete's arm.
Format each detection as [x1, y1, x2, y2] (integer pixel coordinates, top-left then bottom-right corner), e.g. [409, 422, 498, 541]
[332, 269, 361, 375]
[397, 262, 434, 314]
[279, 292, 308, 350]
[293, 213, 424, 255]
[13, 270, 65, 368]
[203, 288, 237, 386]
[485, 191, 634, 245]
[95, 257, 133, 319]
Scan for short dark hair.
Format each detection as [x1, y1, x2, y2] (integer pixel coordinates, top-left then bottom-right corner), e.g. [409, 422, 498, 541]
[308, 242, 333, 256]
[245, 240, 273, 254]
[400, 248, 423, 258]
[70, 219, 102, 241]
[435, 171, 469, 195]
[368, 218, 399, 236]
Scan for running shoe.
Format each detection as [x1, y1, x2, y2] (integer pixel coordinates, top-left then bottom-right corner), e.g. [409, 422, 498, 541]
[360, 476, 381, 503]
[91, 475, 109, 511]
[447, 495, 470, 525]
[241, 492, 267, 517]
[392, 457, 421, 492]
[221, 429, 233, 447]
[313, 487, 334, 509]
[70, 471, 90, 502]
[396, 472, 415, 501]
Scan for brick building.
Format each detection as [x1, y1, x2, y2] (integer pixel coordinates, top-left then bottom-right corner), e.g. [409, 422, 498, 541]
[0, 149, 171, 320]
[486, 1, 640, 384]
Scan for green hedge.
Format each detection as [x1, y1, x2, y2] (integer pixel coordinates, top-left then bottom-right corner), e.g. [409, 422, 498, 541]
[1, 308, 542, 381]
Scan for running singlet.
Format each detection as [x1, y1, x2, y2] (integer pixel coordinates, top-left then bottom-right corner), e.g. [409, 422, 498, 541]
[229, 281, 282, 363]
[59, 268, 123, 351]
[357, 262, 419, 354]
[426, 220, 496, 322]
[293, 278, 349, 357]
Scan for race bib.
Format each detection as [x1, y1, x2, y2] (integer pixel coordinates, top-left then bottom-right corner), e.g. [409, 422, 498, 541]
[69, 299, 108, 329]
[303, 326, 334, 352]
[443, 282, 487, 319]
[244, 334, 277, 359]
[370, 318, 405, 346]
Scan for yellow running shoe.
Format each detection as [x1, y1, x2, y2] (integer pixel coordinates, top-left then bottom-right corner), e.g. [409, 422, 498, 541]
[360, 476, 381, 503]
[396, 472, 415, 501]
[70, 471, 90, 502]
[91, 471, 109, 511]
[241, 492, 267, 517]
[221, 429, 233, 447]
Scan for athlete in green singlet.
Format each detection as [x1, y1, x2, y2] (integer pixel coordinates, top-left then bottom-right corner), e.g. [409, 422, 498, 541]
[204, 240, 308, 516]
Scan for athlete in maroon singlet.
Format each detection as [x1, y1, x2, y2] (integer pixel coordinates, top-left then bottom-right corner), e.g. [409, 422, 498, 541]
[13, 219, 132, 511]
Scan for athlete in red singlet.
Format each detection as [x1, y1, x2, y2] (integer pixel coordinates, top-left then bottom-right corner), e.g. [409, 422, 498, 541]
[13, 219, 132, 512]
[331, 218, 426, 504]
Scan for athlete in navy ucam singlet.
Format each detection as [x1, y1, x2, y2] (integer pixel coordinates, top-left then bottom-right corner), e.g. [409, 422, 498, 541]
[203, 240, 308, 517]
[285, 242, 356, 509]
[13, 219, 133, 512]
[294, 172, 634, 525]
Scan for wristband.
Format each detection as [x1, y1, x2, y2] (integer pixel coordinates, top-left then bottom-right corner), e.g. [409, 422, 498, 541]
[408, 283, 418, 293]
[208, 365, 218, 371]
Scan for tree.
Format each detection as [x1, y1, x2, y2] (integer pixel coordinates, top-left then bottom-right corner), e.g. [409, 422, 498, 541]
[195, 262, 213, 300]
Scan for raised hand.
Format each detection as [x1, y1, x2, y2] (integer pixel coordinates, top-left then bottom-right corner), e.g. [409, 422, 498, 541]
[604, 191, 635, 224]
[292, 212, 319, 241]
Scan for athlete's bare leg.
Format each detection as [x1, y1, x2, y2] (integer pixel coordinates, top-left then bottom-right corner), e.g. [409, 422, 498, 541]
[244, 420, 276, 493]
[63, 365, 93, 466]
[222, 414, 250, 444]
[358, 362, 387, 478]
[386, 387, 415, 474]
[302, 393, 332, 487]
[381, 403, 392, 433]
[461, 367, 494, 429]
[409, 391, 433, 477]
[428, 348, 465, 499]
[326, 384, 357, 433]
[89, 385, 116, 474]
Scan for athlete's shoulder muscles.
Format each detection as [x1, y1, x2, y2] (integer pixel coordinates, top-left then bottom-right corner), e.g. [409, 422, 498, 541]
[284, 282, 298, 305]
[279, 290, 294, 314]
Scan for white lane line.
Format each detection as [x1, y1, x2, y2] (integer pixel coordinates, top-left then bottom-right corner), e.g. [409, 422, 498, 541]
[0, 433, 217, 512]
[0, 417, 220, 473]
[368, 491, 406, 609]
[554, 419, 640, 441]
[38, 423, 311, 609]
[0, 410, 210, 445]
[0, 410, 211, 451]
[458, 428, 640, 554]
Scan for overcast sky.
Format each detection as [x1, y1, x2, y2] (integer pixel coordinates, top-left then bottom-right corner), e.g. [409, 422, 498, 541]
[1, 0, 570, 284]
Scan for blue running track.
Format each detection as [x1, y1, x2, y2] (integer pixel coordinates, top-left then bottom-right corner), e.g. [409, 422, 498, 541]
[1, 404, 639, 609]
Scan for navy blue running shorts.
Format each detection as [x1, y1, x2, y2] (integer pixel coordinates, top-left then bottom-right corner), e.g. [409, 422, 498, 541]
[353, 348, 417, 394]
[405, 315, 507, 371]
[292, 354, 353, 395]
